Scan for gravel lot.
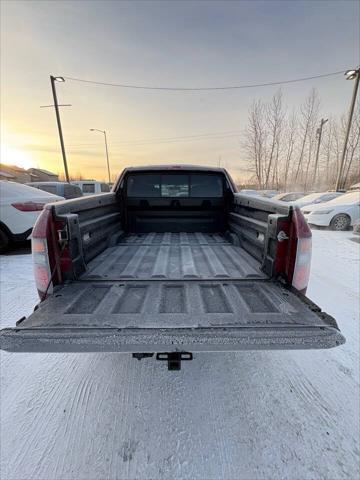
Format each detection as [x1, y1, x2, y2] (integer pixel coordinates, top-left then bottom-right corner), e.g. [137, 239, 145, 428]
[1, 230, 359, 480]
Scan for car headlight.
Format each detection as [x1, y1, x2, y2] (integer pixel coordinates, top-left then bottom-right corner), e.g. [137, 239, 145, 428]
[302, 210, 311, 214]
[313, 209, 333, 215]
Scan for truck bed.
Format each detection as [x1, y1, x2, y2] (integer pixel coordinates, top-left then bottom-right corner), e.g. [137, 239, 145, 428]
[0, 232, 344, 353]
[83, 232, 266, 280]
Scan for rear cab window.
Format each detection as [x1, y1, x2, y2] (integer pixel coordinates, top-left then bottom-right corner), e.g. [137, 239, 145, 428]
[126, 173, 223, 197]
[190, 174, 223, 197]
[161, 175, 189, 197]
[64, 185, 82, 198]
[82, 183, 95, 194]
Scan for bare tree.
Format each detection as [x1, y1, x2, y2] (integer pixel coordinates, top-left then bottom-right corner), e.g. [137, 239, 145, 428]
[321, 117, 335, 185]
[303, 116, 318, 190]
[294, 89, 320, 184]
[282, 111, 297, 190]
[244, 100, 266, 188]
[242, 88, 357, 192]
[244, 91, 285, 189]
[264, 90, 284, 188]
[59, 171, 86, 182]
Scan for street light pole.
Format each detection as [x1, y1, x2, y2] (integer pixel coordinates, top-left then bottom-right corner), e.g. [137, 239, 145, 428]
[103, 131, 111, 184]
[90, 129, 111, 184]
[313, 118, 328, 189]
[335, 68, 360, 191]
[50, 75, 70, 182]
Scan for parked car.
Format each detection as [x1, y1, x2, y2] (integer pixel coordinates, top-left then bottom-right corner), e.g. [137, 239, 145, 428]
[0, 181, 64, 252]
[0, 166, 345, 369]
[71, 181, 110, 195]
[26, 182, 83, 199]
[302, 191, 360, 230]
[238, 189, 261, 196]
[294, 191, 344, 208]
[258, 189, 279, 198]
[348, 182, 360, 191]
[353, 219, 360, 235]
[272, 192, 306, 203]
[239, 189, 278, 198]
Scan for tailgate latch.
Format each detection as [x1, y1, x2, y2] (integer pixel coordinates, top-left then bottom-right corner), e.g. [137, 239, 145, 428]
[277, 230, 289, 242]
[156, 352, 193, 371]
[58, 228, 69, 247]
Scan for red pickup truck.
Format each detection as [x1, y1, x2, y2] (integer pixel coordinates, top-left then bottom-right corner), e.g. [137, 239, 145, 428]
[0, 166, 345, 369]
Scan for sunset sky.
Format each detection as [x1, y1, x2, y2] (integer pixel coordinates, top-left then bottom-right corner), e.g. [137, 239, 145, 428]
[1, 0, 359, 182]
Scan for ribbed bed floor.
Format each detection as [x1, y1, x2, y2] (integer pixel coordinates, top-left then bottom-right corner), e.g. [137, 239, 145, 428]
[2, 233, 344, 352]
[84, 232, 266, 280]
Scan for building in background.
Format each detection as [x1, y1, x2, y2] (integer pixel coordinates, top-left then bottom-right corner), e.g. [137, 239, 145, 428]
[27, 168, 59, 182]
[0, 164, 59, 184]
[0, 169, 16, 181]
[0, 164, 34, 183]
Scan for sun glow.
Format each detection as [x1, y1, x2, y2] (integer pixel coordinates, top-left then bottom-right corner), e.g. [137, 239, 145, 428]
[0, 143, 34, 170]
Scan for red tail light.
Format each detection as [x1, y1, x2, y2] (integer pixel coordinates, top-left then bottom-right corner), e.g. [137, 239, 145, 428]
[32, 237, 53, 297]
[274, 207, 312, 294]
[291, 236, 312, 292]
[12, 202, 45, 211]
[32, 208, 69, 300]
[287, 207, 312, 294]
[32, 210, 54, 299]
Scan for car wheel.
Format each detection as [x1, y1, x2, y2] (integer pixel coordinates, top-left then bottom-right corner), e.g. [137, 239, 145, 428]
[330, 214, 351, 231]
[0, 228, 10, 253]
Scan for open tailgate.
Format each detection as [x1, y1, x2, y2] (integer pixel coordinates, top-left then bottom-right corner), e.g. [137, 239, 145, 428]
[0, 279, 345, 352]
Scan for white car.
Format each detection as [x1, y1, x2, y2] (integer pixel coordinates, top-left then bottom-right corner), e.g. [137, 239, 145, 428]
[0, 181, 64, 252]
[71, 181, 110, 196]
[348, 182, 360, 191]
[353, 220, 360, 236]
[301, 191, 360, 231]
[294, 191, 344, 208]
[272, 191, 306, 203]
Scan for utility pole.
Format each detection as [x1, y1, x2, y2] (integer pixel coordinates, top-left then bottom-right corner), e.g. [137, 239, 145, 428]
[335, 68, 360, 191]
[313, 118, 328, 189]
[90, 129, 111, 184]
[50, 76, 70, 182]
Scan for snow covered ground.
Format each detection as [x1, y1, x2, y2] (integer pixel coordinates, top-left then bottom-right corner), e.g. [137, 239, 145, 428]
[1, 230, 359, 480]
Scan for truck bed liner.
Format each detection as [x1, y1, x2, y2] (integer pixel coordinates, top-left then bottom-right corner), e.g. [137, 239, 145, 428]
[0, 277, 344, 352]
[0, 232, 345, 353]
[84, 232, 266, 280]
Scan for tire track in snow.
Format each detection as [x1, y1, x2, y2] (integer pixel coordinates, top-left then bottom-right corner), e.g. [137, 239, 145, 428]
[106, 363, 123, 480]
[285, 368, 335, 427]
[188, 356, 226, 479]
[54, 355, 99, 479]
[4, 358, 77, 476]
[202, 359, 229, 479]
[40, 354, 109, 480]
[3, 355, 90, 479]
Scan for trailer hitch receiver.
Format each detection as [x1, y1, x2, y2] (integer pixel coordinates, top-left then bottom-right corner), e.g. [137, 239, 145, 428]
[156, 352, 193, 371]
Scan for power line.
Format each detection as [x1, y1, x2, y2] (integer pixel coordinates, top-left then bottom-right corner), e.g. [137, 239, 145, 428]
[66, 130, 242, 147]
[118, 129, 241, 143]
[63, 70, 345, 91]
[68, 134, 239, 148]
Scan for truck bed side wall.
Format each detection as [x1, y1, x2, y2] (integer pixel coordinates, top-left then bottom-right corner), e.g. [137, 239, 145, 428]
[229, 194, 291, 277]
[52, 193, 122, 278]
